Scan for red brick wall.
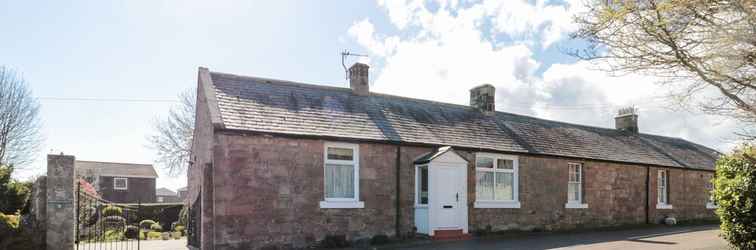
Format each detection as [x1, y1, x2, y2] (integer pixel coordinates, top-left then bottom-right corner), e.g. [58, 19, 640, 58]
[200, 133, 716, 249]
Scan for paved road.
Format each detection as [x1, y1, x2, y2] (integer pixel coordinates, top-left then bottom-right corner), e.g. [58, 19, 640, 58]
[393, 225, 728, 250]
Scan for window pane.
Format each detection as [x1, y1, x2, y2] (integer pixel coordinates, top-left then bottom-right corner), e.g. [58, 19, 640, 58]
[327, 147, 354, 161]
[476, 171, 494, 200]
[497, 159, 513, 170]
[476, 157, 494, 169]
[115, 179, 126, 188]
[495, 172, 514, 201]
[568, 183, 580, 202]
[325, 164, 354, 198]
[420, 167, 428, 204]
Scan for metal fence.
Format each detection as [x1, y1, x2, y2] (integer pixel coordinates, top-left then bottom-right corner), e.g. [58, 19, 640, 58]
[76, 183, 141, 250]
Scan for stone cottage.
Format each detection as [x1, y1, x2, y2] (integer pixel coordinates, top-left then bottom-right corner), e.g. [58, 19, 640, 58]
[187, 64, 719, 249]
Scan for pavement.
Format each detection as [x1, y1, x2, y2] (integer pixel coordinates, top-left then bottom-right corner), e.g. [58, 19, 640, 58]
[390, 225, 728, 250]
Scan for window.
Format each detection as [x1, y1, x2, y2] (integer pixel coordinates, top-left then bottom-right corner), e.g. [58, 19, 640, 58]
[157, 197, 164, 203]
[320, 142, 364, 208]
[706, 182, 717, 209]
[415, 165, 428, 206]
[474, 153, 520, 208]
[656, 170, 672, 209]
[113, 178, 128, 190]
[566, 163, 588, 208]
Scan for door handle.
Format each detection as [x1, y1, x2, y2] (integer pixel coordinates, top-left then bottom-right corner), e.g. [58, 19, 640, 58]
[456, 193, 459, 202]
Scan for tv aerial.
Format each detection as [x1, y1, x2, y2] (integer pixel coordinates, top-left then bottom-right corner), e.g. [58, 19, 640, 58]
[341, 50, 368, 79]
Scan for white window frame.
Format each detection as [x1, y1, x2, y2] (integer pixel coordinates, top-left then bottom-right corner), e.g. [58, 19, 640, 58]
[565, 163, 588, 209]
[656, 170, 673, 209]
[113, 177, 128, 190]
[319, 142, 364, 209]
[473, 153, 520, 208]
[157, 197, 164, 203]
[415, 165, 429, 208]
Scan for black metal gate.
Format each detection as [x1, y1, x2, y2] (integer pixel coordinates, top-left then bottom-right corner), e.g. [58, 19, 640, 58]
[76, 182, 141, 250]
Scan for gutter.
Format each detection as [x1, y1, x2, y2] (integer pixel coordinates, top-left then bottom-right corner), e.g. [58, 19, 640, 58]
[645, 165, 650, 224]
[395, 145, 402, 237]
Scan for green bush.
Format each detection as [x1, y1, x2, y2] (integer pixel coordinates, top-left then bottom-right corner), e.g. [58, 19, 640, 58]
[147, 231, 162, 240]
[103, 229, 124, 241]
[125, 225, 139, 239]
[102, 205, 123, 217]
[713, 145, 756, 249]
[0, 165, 31, 214]
[0, 213, 19, 229]
[150, 223, 163, 232]
[174, 225, 185, 236]
[139, 219, 156, 229]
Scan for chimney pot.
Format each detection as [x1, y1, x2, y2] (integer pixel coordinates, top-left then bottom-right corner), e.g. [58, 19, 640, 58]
[470, 84, 495, 115]
[615, 107, 639, 133]
[349, 63, 369, 96]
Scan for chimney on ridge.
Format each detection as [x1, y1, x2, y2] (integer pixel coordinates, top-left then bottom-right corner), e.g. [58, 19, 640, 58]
[615, 107, 639, 133]
[349, 63, 369, 96]
[470, 84, 495, 115]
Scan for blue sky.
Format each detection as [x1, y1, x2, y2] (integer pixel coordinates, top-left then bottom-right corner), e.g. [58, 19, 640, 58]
[1, 0, 741, 190]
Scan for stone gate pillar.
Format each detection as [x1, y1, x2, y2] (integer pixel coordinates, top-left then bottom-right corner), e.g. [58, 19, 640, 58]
[46, 154, 76, 250]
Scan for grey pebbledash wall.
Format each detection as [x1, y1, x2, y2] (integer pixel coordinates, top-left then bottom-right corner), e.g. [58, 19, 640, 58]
[46, 154, 76, 250]
[189, 132, 717, 249]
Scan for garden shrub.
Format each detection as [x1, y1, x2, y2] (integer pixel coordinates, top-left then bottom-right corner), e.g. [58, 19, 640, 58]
[125, 225, 139, 239]
[370, 234, 390, 245]
[147, 231, 162, 240]
[0, 165, 32, 214]
[319, 235, 349, 248]
[104, 229, 124, 241]
[139, 219, 156, 229]
[178, 205, 188, 226]
[161, 232, 170, 240]
[102, 205, 123, 217]
[174, 225, 185, 235]
[0, 213, 19, 229]
[150, 223, 163, 232]
[713, 145, 756, 249]
[171, 231, 182, 239]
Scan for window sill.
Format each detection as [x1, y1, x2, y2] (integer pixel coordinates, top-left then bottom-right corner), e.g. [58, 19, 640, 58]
[319, 201, 364, 209]
[474, 201, 521, 208]
[656, 203, 673, 209]
[706, 203, 717, 209]
[565, 202, 589, 209]
[414, 205, 428, 209]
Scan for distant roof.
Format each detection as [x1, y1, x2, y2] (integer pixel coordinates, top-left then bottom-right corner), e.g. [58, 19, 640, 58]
[177, 186, 187, 192]
[200, 69, 720, 170]
[156, 187, 177, 196]
[76, 161, 158, 178]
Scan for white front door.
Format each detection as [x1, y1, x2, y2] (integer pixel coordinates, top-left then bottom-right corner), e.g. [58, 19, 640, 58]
[430, 164, 467, 234]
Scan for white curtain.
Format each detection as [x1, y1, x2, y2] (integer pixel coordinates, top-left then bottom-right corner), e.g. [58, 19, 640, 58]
[495, 172, 513, 201]
[476, 172, 494, 200]
[325, 164, 354, 199]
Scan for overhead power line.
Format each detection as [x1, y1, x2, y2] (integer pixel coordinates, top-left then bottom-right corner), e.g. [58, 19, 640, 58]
[37, 97, 180, 103]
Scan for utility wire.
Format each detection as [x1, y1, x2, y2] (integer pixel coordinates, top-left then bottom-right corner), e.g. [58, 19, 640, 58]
[37, 97, 180, 103]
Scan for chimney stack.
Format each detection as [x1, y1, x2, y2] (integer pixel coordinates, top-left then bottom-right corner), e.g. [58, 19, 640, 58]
[470, 84, 496, 115]
[349, 63, 369, 96]
[615, 107, 639, 133]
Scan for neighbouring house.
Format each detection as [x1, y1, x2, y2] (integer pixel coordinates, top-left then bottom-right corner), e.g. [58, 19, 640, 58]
[76, 161, 158, 203]
[177, 186, 188, 201]
[187, 64, 720, 249]
[156, 187, 181, 203]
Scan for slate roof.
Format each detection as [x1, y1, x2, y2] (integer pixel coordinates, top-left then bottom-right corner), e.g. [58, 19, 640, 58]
[76, 161, 158, 178]
[202, 70, 720, 170]
[156, 188, 177, 197]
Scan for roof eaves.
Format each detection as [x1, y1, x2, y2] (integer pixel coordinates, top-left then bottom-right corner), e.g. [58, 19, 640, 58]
[199, 67, 225, 129]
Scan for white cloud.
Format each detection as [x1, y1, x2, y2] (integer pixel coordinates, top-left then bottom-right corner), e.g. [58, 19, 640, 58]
[348, 0, 742, 151]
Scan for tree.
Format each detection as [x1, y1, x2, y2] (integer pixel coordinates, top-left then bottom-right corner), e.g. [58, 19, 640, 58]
[148, 89, 195, 176]
[0, 66, 42, 167]
[0, 164, 31, 214]
[713, 145, 756, 249]
[571, 0, 756, 138]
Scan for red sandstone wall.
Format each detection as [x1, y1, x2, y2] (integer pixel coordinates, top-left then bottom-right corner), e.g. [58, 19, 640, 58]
[203, 133, 716, 249]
